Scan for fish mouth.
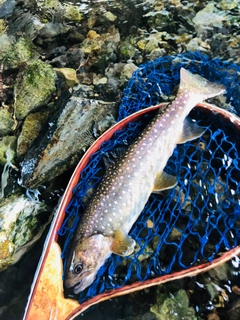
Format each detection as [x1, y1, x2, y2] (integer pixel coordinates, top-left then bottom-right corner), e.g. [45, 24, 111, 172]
[73, 278, 86, 294]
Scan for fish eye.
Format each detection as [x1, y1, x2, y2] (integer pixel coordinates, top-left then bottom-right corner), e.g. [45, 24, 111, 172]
[74, 264, 83, 274]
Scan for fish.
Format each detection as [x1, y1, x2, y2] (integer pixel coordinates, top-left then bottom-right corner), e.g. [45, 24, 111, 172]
[64, 68, 226, 294]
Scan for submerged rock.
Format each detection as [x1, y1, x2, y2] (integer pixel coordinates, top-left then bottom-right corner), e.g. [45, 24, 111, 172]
[0, 194, 50, 271]
[150, 288, 197, 320]
[21, 97, 118, 189]
[14, 61, 57, 120]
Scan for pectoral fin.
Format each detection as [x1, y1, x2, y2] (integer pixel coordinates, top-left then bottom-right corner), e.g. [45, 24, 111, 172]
[110, 229, 135, 256]
[153, 171, 177, 193]
[178, 117, 206, 144]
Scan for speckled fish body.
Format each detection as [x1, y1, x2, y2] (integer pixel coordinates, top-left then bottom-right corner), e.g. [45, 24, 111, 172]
[64, 68, 226, 294]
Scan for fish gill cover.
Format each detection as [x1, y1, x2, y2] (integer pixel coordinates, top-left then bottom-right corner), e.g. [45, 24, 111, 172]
[58, 51, 240, 303]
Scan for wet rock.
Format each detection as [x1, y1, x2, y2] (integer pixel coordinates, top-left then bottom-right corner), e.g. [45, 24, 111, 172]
[119, 38, 139, 62]
[121, 62, 138, 80]
[104, 11, 117, 22]
[14, 61, 57, 120]
[208, 262, 230, 282]
[17, 112, 49, 157]
[21, 97, 118, 189]
[0, 194, 51, 271]
[186, 37, 211, 52]
[7, 10, 44, 41]
[0, 35, 37, 68]
[80, 26, 120, 71]
[227, 298, 240, 320]
[0, 136, 16, 166]
[49, 47, 85, 69]
[0, 0, 16, 19]
[54, 67, 79, 87]
[192, 3, 229, 36]
[34, 22, 71, 47]
[0, 108, 15, 137]
[150, 288, 197, 320]
[62, 3, 83, 22]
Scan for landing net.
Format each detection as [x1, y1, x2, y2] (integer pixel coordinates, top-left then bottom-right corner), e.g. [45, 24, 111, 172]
[58, 51, 240, 303]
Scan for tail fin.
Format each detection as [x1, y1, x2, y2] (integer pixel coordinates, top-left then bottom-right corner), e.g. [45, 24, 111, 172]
[179, 68, 226, 100]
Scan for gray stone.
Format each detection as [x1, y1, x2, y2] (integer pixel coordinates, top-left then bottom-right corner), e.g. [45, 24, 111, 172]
[21, 97, 118, 188]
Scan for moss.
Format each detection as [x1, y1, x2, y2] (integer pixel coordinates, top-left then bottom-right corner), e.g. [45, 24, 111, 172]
[150, 288, 198, 320]
[0, 36, 37, 68]
[0, 109, 15, 137]
[14, 61, 57, 120]
[63, 4, 83, 22]
[17, 112, 49, 157]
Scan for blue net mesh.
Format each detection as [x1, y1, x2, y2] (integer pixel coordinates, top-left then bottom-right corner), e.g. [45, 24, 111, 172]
[58, 51, 240, 303]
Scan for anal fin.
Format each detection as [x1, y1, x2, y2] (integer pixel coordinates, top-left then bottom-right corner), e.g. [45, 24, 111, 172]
[110, 229, 135, 256]
[153, 171, 177, 193]
[178, 117, 206, 144]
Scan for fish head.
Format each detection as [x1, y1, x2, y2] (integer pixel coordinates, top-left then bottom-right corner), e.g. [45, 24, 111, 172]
[64, 234, 112, 294]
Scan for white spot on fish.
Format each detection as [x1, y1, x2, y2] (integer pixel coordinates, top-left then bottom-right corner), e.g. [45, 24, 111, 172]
[171, 120, 175, 124]
[101, 226, 105, 230]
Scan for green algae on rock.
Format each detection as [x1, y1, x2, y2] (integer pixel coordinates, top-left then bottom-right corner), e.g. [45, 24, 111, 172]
[0, 194, 50, 271]
[14, 61, 57, 120]
[0, 36, 37, 69]
[17, 112, 49, 157]
[63, 3, 83, 22]
[150, 288, 198, 320]
[0, 108, 15, 137]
